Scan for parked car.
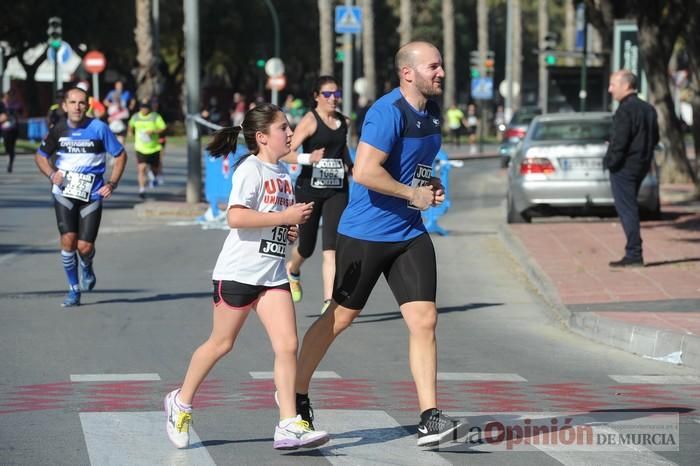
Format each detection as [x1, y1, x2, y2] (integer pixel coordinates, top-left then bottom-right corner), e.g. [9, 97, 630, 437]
[499, 107, 541, 168]
[506, 112, 661, 223]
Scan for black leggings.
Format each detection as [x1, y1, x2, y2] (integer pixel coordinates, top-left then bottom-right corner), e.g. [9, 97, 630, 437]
[294, 188, 348, 258]
[2, 130, 18, 169]
[53, 194, 103, 243]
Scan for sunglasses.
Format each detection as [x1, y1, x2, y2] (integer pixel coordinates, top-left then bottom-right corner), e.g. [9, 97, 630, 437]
[320, 90, 342, 99]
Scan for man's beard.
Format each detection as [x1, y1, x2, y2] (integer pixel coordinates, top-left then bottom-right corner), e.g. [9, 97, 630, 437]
[415, 74, 442, 97]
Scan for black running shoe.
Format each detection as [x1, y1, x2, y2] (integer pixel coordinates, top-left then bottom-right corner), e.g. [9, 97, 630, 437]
[296, 393, 315, 430]
[416, 409, 464, 446]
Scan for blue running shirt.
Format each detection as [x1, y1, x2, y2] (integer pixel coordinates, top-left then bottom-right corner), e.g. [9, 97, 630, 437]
[338, 87, 442, 242]
[38, 118, 125, 201]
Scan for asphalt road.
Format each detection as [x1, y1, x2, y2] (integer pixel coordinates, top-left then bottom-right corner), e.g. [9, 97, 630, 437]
[1, 148, 699, 465]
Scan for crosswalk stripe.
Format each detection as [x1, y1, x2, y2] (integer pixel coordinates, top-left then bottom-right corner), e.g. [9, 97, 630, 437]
[70, 373, 161, 382]
[249, 370, 341, 379]
[608, 375, 700, 384]
[437, 372, 527, 382]
[80, 412, 215, 466]
[315, 409, 451, 465]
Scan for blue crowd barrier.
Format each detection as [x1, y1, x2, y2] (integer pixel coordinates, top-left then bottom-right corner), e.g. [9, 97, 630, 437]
[26, 118, 48, 142]
[422, 149, 453, 236]
[199, 149, 303, 223]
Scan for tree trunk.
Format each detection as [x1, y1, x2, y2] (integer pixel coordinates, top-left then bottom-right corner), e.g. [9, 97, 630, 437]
[318, 0, 333, 76]
[637, 2, 696, 184]
[134, 0, 155, 101]
[538, 0, 548, 111]
[399, 0, 412, 45]
[512, 0, 522, 110]
[361, 0, 376, 101]
[442, 0, 455, 108]
[682, 1, 700, 190]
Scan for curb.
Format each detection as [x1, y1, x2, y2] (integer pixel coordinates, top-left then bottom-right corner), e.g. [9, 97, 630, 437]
[498, 223, 700, 370]
[133, 201, 209, 219]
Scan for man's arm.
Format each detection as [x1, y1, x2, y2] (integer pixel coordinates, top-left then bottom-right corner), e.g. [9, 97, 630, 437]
[353, 142, 434, 210]
[35, 153, 61, 185]
[604, 108, 632, 171]
[97, 151, 127, 199]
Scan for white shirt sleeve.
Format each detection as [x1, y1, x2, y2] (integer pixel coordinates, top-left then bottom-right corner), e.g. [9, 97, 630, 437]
[228, 159, 261, 209]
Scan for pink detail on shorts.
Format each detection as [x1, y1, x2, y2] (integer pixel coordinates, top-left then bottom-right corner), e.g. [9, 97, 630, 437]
[215, 280, 256, 311]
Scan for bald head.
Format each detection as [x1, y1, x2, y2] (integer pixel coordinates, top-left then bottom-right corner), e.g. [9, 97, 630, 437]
[395, 41, 440, 74]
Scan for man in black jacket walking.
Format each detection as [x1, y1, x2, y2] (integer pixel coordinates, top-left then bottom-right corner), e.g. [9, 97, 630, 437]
[604, 70, 659, 267]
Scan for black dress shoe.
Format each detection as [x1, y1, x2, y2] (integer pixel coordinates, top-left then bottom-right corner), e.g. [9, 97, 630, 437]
[609, 257, 644, 268]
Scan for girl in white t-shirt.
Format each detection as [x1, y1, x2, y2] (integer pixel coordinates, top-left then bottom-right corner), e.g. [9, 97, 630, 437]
[164, 104, 327, 451]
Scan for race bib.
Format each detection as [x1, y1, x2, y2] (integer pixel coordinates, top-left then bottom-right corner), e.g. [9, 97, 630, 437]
[138, 130, 151, 143]
[311, 158, 344, 189]
[407, 163, 433, 210]
[259, 225, 288, 259]
[62, 172, 95, 202]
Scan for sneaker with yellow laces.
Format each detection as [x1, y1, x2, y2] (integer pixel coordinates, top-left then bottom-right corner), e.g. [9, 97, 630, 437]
[164, 389, 192, 449]
[273, 415, 328, 450]
[288, 271, 303, 303]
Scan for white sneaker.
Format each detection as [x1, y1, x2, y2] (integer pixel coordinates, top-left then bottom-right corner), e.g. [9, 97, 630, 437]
[273, 415, 328, 450]
[164, 389, 192, 449]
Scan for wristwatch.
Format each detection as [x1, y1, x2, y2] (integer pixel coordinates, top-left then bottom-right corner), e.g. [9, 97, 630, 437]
[106, 180, 118, 190]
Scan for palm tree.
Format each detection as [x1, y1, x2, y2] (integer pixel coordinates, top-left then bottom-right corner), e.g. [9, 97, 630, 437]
[318, 0, 333, 75]
[399, 0, 412, 45]
[442, 0, 455, 109]
[134, 0, 156, 101]
[361, 0, 377, 101]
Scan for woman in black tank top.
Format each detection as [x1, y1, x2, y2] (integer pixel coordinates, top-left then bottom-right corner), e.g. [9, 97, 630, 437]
[282, 76, 353, 312]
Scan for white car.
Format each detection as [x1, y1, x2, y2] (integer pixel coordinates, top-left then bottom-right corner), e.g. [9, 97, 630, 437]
[506, 112, 661, 223]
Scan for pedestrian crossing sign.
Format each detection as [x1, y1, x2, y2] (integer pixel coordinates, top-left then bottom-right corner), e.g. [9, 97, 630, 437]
[335, 6, 362, 34]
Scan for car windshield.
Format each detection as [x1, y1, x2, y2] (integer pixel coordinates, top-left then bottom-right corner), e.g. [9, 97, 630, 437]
[530, 120, 611, 141]
[511, 111, 540, 126]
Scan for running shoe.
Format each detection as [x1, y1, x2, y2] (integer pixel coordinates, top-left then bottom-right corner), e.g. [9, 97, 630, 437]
[288, 272, 303, 303]
[81, 265, 96, 291]
[164, 389, 192, 449]
[321, 299, 331, 314]
[416, 409, 465, 446]
[61, 290, 81, 308]
[274, 391, 316, 430]
[273, 415, 328, 450]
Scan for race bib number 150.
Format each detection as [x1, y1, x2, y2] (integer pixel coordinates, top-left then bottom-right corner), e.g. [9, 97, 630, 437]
[259, 226, 288, 259]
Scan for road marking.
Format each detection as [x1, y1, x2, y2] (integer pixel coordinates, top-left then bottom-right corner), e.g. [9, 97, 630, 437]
[437, 372, 527, 382]
[80, 411, 215, 466]
[71, 373, 161, 382]
[315, 409, 451, 465]
[249, 370, 341, 379]
[608, 375, 700, 384]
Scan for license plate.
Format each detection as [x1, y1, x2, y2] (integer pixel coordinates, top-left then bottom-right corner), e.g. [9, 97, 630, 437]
[560, 158, 602, 171]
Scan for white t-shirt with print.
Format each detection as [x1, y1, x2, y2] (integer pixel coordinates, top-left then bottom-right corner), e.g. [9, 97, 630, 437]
[212, 155, 295, 285]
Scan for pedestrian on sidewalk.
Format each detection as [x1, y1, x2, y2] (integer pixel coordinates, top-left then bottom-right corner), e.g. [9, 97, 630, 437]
[128, 99, 167, 199]
[445, 102, 467, 147]
[293, 41, 465, 447]
[282, 75, 352, 313]
[164, 103, 328, 451]
[34, 85, 127, 307]
[604, 69, 659, 268]
[465, 103, 479, 154]
[0, 91, 20, 173]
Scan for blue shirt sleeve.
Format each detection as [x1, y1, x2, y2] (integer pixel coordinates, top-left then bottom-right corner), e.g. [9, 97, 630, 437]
[359, 103, 401, 154]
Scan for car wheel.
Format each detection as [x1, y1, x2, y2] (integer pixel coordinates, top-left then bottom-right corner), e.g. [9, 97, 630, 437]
[507, 195, 530, 224]
[500, 156, 510, 168]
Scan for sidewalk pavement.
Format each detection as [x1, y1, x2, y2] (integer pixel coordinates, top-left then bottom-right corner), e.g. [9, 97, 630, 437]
[500, 184, 700, 370]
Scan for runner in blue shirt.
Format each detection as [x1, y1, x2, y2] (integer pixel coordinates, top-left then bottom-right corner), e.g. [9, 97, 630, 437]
[292, 41, 464, 446]
[35, 86, 128, 307]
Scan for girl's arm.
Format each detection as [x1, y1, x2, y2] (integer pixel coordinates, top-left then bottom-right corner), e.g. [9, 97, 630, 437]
[227, 203, 314, 229]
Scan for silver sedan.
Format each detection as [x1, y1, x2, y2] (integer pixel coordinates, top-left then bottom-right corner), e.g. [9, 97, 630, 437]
[506, 112, 660, 223]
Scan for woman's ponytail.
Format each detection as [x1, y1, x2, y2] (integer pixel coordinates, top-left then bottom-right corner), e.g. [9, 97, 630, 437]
[206, 125, 242, 158]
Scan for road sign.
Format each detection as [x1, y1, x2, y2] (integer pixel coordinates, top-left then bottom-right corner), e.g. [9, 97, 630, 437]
[83, 51, 106, 74]
[264, 57, 284, 78]
[335, 6, 362, 34]
[267, 75, 286, 91]
[471, 77, 493, 100]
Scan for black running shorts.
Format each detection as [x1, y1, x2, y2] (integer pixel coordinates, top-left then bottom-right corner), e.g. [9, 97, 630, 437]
[294, 188, 347, 257]
[213, 279, 291, 309]
[53, 194, 103, 243]
[332, 233, 437, 310]
[136, 151, 161, 165]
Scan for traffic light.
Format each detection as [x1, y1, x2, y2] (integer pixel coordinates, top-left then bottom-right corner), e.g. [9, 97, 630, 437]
[47, 17, 62, 49]
[335, 36, 345, 62]
[543, 32, 558, 66]
[485, 51, 495, 74]
[469, 50, 480, 78]
[256, 59, 266, 68]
